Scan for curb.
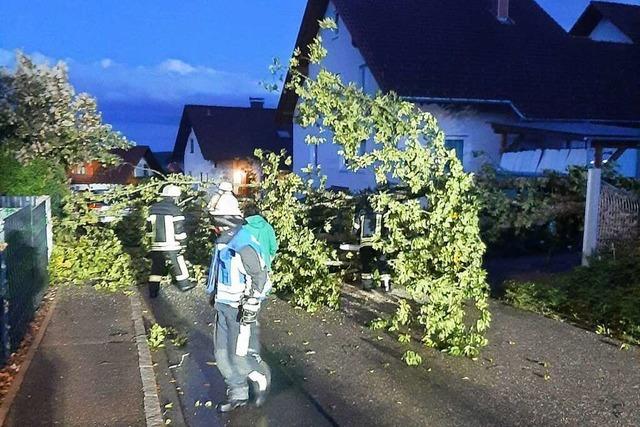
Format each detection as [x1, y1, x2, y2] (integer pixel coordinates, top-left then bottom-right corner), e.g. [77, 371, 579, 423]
[129, 291, 164, 427]
[136, 290, 189, 427]
[0, 295, 57, 427]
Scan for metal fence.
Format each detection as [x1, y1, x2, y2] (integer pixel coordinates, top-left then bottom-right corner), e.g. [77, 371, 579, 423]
[0, 196, 51, 365]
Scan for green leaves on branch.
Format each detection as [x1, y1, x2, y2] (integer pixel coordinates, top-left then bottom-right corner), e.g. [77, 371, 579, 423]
[286, 18, 491, 357]
[255, 149, 342, 312]
[50, 227, 136, 292]
[50, 174, 212, 292]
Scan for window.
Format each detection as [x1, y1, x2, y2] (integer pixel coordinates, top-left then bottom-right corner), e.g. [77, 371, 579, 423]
[200, 172, 204, 182]
[143, 168, 149, 177]
[309, 144, 319, 167]
[445, 139, 464, 163]
[332, 7, 340, 37]
[359, 64, 369, 92]
[190, 138, 194, 154]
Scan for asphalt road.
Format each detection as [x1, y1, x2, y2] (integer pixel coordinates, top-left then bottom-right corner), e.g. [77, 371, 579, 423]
[145, 283, 640, 427]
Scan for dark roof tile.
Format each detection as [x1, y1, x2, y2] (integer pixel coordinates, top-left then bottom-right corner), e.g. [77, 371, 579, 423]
[278, 0, 640, 123]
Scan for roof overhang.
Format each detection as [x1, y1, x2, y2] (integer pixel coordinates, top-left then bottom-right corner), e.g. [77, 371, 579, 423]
[491, 121, 640, 145]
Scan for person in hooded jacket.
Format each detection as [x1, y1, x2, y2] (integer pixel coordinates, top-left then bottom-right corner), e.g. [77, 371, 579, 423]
[207, 200, 277, 412]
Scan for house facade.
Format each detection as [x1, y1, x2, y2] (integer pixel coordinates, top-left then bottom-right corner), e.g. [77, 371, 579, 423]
[171, 99, 292, 194]
[69, 145, 164, 191]
[278, 0, 640, 191]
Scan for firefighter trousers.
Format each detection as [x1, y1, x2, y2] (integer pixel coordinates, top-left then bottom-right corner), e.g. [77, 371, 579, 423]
[148, 250, 190, 298]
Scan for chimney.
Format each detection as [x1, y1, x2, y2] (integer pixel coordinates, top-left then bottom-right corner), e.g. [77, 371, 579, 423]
[249, 97, 265, 109]
[491, 0, 510, 23]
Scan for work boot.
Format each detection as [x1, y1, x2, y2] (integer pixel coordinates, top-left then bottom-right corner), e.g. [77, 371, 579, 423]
[175, 280, 196, 292]
[216, 398, 247, 413]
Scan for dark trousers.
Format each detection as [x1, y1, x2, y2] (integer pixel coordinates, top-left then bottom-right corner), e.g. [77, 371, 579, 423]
[148, 250, 190, 298]
[359, 245, 389, 290]
[213, 302, 270, 400]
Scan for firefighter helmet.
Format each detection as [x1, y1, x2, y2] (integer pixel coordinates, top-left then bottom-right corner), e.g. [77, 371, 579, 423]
[219, 181, 233, 192]
[161, 184, 181, 198]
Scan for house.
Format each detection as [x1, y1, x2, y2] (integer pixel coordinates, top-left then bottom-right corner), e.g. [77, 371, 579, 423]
[153, 151, 182, 174]
[570, 1, 640, 44]
[171, 98, 292, 194]
[69, 145, 164, 192]
[277, 0, 640, 190]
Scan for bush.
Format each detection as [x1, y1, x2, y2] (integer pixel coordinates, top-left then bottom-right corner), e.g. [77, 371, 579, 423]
[504, 245, 640, 344]
[475, 165, 585, 255]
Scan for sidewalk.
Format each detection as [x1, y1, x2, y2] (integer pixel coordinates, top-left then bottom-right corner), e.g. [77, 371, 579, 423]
[4, 285, 155, 426]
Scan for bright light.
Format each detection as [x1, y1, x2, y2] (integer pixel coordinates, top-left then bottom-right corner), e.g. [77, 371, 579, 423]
[233, 170, 245, 184]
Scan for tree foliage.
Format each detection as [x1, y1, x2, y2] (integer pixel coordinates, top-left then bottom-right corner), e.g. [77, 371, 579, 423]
[254, 149, 342, 311]
[51, 175, 211, 292]
[0, 51, 130, 167]
[0, 149, 70, 214]
[278, 19, 491, 356]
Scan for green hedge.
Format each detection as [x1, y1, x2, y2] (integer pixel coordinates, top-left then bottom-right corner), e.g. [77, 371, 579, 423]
[504, 246, 640, 344]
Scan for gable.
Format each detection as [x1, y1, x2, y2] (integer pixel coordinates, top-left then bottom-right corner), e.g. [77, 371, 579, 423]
[589, 18, 633, 43]
[570, 1, 640, 43]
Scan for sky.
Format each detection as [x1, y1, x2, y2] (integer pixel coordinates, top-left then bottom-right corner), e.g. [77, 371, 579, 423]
[1, 0, 639, 152]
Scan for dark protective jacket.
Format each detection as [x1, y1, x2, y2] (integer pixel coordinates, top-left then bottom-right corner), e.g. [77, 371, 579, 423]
[147, 197, 187, 251]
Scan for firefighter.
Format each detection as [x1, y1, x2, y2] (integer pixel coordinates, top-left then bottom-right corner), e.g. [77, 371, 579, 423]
[354, 201, 391, 291]
[147, 184, 195, 298]
[206, 202, 275, 412]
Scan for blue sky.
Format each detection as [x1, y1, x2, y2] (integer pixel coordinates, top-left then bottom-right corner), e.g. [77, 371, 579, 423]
[1, 0, 639, 152]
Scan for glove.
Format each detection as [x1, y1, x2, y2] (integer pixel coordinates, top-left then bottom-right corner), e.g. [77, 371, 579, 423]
[240, 297, 261, 324]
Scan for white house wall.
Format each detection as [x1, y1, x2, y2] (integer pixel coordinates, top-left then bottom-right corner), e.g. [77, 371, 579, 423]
[292, 1, 515, 191]
[588, 19, 633, 44]
[417, 104, 511, 171]
[183, 129, 216, 181]
[183, 128, 263, 192]
[293, 2, 379, 191]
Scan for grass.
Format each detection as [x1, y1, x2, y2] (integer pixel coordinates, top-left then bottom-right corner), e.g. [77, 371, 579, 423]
[503, 245, 640, 345]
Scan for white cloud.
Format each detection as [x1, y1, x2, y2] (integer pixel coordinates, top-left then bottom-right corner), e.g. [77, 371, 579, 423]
[0, 49, 268, 104]
[100, 58, 114, 69]
[159, 59, 195, 75]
